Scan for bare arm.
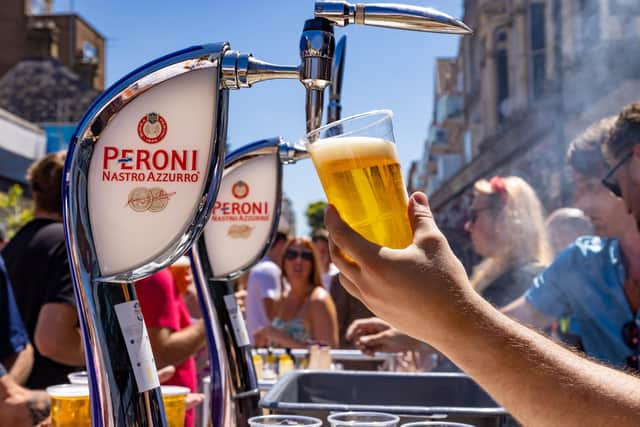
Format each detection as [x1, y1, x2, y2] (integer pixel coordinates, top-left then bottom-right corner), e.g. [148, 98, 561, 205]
[501, 296, 556, 330]
[326, 192, 640, 427]
[34, 303, 85, 366]
[308, 290, 339, 348]
[445, 296, 640, 426]
[2, 344, 33, 385]
[253, 325, 308, 349]
[147, 319, 206, 369]
[263, 298, 277, 321]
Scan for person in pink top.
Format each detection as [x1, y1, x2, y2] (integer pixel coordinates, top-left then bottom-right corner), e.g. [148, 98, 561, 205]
[135, 268, 206, 427]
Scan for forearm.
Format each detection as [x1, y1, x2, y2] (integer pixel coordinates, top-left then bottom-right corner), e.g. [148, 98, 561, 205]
[151, 320, 206, 368]
[4, 344, 33, 385]
[267, 328, 308, 349]
[37, 328, 85, 367]
[431, 294, 640, 426]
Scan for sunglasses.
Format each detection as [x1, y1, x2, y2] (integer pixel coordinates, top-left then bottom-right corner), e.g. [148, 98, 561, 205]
[285, 249, 314, 262]
[467, 207, 490, 224]
[602, 151, 632, 198]
[622, 320, 639, 370]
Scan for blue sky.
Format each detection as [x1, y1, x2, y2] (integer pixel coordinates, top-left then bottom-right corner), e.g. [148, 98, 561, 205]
[54, 0, 464, 236]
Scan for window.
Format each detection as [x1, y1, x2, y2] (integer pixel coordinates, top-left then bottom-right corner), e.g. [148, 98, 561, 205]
[495, 28, 509, 122]
[530, 2, 547, 99]
[576, 0, 600, 51]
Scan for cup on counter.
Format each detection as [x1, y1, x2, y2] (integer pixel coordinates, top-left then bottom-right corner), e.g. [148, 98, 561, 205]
[47, 384, 91, 427]
[161, 385, 190, 427]
[401, 423, 475, 427]
[328, 411, 400, 427]
[248, 415, 323, 426]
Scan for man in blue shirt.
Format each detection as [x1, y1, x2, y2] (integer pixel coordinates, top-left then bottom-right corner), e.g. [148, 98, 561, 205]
[503, 116, 640, 368]
[0, 255, 33, 384]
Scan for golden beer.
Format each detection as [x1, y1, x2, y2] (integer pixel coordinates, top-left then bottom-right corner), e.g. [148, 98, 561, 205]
[47, 384, 91, 427]
[161, 385, 189, 427]
[308, 136, 412, 249]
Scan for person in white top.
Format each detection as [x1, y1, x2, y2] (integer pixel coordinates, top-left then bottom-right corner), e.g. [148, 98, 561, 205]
[312, 229, 339, 291]
[245, 231, 288, 344]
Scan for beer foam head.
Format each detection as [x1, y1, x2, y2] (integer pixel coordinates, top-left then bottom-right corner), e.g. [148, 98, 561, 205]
[307, 136, 398, 162]
[161, 385, 190, 397]
[46, 384, 89, 398]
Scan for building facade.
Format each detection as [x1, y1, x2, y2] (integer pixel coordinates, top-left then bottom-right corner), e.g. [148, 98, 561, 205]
[0, 0, 105, 90]
[415, 0, 640, 267]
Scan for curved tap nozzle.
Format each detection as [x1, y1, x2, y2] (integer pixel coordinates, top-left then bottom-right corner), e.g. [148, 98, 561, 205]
[315, 1, 472, 34]
[327, 35, 347, 124]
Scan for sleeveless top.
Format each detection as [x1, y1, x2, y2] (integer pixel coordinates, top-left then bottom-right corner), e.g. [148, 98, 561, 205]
[272, 300, 311, 343]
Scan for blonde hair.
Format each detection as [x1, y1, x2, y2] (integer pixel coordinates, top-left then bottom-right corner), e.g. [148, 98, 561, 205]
[470, 176, 552, 292]
[280, 237, 324, 292]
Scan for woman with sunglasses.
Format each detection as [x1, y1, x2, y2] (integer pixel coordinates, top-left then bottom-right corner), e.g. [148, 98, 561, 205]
[464, 176, 552, 307]
[253, 237, 338, 348]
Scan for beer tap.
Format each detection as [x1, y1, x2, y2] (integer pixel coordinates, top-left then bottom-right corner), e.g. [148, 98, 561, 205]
[63, 3, 470, 427]
[327, 35, 347, 124]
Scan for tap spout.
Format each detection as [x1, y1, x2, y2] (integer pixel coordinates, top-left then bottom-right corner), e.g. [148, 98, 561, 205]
[315, 1, 472, 34]
[327, 35, 347, 124]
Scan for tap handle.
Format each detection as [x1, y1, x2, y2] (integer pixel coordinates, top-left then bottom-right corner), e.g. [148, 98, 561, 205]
[314, 1, 472, 34]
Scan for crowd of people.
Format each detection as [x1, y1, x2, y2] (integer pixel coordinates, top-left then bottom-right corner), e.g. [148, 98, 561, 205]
[4, 102, 640, 426]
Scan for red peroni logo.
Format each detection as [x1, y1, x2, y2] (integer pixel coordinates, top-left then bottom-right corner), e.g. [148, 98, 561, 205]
[102, 147, 200, 183]
[212, 201, 269, 222]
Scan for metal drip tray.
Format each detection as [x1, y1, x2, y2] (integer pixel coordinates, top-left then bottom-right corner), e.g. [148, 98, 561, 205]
[260, 371, 518, 427]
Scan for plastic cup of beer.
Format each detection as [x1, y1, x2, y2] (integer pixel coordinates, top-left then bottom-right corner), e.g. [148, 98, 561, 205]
[305, 110, 412, 250]
[248, 415, 323, 426]
[161, 385, 190, 427]
[328, 411, 400, 426]
[169, 255, 192, 294]
[46, 384, 91, 427]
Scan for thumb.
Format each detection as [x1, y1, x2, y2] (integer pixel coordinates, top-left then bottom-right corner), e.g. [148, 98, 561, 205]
[408, 192, 439, 239]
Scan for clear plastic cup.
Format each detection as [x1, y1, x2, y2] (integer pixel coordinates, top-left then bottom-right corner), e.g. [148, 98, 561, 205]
[46, 384, 91, 427]
[401, 423, 475, 427]
[67, 371, 89, 385]
[161, 385, 189, 427]
[305, 110, 412, 250]
[248, 414, 323, 426]
[328, 411, 400, 426]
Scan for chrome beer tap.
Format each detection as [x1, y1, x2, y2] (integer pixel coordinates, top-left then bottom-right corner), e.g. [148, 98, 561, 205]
[63, 3, 469, 427]
[327, 35, 347, 124]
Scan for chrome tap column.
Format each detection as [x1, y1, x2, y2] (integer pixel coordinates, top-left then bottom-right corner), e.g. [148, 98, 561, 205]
[192, 138, 285, 427]
[63, 44, 228, 426]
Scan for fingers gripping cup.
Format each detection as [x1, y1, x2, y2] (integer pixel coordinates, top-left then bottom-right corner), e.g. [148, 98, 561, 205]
[306, 110, 412, 250]
[47, 384, 91, 427]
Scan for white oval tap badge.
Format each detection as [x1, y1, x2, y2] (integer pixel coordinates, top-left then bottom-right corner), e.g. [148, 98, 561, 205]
[137, 112, 168, 144]
[204, 154, 280, 278]
[87, 68, 216, 276]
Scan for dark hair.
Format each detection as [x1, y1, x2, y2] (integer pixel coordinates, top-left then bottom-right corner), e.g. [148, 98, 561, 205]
[272, 231, 287, 246]
[605, 102, 640, 161]
[566, 116, 617, 178]
[311, 228, 329, 243]
[27, 151, 66, 215]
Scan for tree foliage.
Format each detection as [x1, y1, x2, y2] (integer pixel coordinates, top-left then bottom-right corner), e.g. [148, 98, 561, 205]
[0, 184, 34, 239]
[305, 200, 327, 234]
